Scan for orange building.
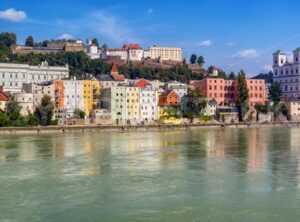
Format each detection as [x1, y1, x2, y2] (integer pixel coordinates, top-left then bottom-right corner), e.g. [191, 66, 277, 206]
[158, 90, 180, 106]
[190, 78, 266, 107]
[54, 80, 64, 109]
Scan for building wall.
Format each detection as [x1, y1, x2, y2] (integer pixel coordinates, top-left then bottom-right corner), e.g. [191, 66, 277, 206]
[192, 78, 266, 106]
[83, 80, 100, 116]
[149, 46, 183, 62]
[273, 49, 300, 100]
[54, 80, 64, 109]
[128, 49, 143, 61]
[63, 80, 84, 118]
[13, 92, 34, 116]
[125, 87, 140, 124]
[286, 100, 300, 121]
[0, 62, 69, 92]
[140, 88, 157, 122]
[32, 83, 55, 108]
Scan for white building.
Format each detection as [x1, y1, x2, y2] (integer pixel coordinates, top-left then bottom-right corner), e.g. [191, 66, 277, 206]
[101, 44, 144, 61]
[86, 43, 101, 59]
[140, 88, 158, 123]
[22, 82, 55, 108]
[13, 92, 34, 116]
[63, 80, 84, 118]
[273, 48, 300, 99]
[149, 45, 183, 62]
[0, 62, 69, 92]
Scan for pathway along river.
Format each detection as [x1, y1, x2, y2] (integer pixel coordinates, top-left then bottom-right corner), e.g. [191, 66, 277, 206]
[1, 127, 300, 221]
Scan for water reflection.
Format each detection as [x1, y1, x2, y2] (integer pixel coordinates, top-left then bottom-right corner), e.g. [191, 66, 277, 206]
[1, 128, 300, 221]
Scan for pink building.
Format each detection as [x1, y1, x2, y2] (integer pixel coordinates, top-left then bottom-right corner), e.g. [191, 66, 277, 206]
[190, 78, 266, 106]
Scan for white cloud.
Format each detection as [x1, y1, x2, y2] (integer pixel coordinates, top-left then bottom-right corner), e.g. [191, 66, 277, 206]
[231, 49, 258, 58]
[227, 42, 235, 46]
[89, 10, 139, 44]
[199, 40, 213, 47]
[0, 8, 27, 21]
[263, 64, 272, 72]
[146, 8, 153, 15]
[57, 33, 74, 40]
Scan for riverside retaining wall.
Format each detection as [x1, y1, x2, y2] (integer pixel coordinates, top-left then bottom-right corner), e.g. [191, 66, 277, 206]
[0, 122, 300, 134]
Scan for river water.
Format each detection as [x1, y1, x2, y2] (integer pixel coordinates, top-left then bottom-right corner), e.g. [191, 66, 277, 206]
[1, 127, 300, 221]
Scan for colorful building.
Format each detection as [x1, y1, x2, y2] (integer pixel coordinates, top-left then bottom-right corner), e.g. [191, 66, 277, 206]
[0, 86, 9, 111]
[190, 78, 266, 107]
[83, 79, 100, 116]
[140, 88, 158, 123]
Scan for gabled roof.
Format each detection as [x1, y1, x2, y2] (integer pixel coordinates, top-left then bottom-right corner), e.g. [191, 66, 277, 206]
[0, 92, 9, 101]
[134, 78, 151, 88]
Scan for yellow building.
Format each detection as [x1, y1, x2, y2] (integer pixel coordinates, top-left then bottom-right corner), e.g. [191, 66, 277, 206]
[149, 46, 183, 62]
[125, 87, 140, 125]
[83, 79, 100, 116]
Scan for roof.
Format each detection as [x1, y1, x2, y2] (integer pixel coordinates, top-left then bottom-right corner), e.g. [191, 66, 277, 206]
[122, 44, 142, 50]
[111, 62, 118, 74]
[97, 74, 114, 81]
[273, 50, 285, 55]
[0, 92, 9, 101]
[134, 78, 151, 88]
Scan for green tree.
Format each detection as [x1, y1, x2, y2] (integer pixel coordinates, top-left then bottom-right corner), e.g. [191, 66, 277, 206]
[42, 40, 49, 47]
[34, 95, 54, 126]
[0, 32, 16, 62]
[101, 43, 108, 50]
[182, 88, 207, 118]
[92, 38, 99, 47]
[73, 108, 85, 119]
[190, 54, 197, 64]
[197, 56, 205, 67]
[0, 111, 10, 127]
[228, 71, 236, 79]
[6, 98, 22, 125]
[237, 70, 249, 121]
[25, 36, 34, 47]
[269, 82, 281, 105]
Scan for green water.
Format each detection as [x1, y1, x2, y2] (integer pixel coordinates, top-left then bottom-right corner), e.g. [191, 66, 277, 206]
[1, 127, 300, 221]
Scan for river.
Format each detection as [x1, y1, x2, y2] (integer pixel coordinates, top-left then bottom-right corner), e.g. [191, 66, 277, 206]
[1, 127, 300, 221]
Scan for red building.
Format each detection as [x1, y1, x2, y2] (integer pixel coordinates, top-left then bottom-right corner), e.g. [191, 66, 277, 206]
[190, 78, 266, 106]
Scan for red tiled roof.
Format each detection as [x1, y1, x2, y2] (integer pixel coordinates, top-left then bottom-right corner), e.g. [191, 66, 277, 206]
[122, 44, 142, 50]
[110, 62, 125, 81]
[134, 78, 150, 88]
[0, 92, 9, 101]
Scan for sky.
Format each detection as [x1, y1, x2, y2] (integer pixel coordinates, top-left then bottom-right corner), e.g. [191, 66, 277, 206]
[1, 0, 300, 76]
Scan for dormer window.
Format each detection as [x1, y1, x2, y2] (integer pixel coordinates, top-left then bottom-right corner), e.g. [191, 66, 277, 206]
[281, 59, 284, 64]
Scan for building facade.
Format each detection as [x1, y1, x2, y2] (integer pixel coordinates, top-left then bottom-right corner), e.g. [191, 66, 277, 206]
[0, 62, 69, 92]
[191, 78, 266, 107]
[273, 48, 300, 100]
[140, 88, 157, 123]
[149, 46, 183, 62]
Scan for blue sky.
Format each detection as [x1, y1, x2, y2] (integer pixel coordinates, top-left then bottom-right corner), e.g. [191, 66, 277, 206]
[1, 0, 300, 76]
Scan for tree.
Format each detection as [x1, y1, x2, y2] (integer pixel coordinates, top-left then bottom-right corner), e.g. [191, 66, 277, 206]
[73, 108, 85, 119]
[25, 36, 34, 47]
[42, 40, 49, 47]
[197, 56, 205, 67]
[0, 32, 16, 62]
[34, 95, 54, 126]
[6, 98, 22, 126]
[0, 111, 10, 127]
[228, 71, 236, 79]
[190, 54, 197, 64]
[182, 88, 207, 118]
[92, 38, 99, 47]
[237, 70, 249, 121]
[101, 43, 108, 50]
[269, 82, 281, 105]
